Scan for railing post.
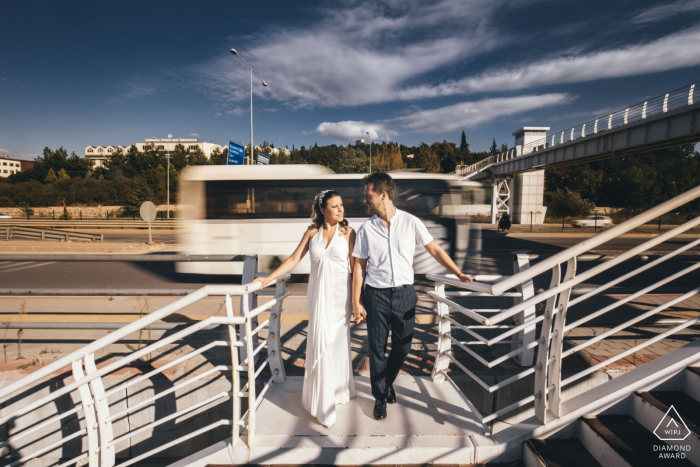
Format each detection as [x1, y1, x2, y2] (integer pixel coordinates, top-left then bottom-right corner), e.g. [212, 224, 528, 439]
[72, 359, 99, 467]
[243, 292, 256, 444]
[431, 281, 451, 382]
[268, 278, 287, 383]
[534, 264, 561, 424]
[549, 257, 577, 418]
[512, 254, 536, 366]
[226, 294, 242, 447]
[239, 255, 258, 363]
[85, 353, 115, 467]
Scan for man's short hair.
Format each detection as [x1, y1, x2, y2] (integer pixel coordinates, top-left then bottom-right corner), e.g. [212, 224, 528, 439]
[362, 173, 395, 200]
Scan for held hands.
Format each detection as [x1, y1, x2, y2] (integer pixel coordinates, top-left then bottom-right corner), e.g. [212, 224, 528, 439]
[352, 303, 367, 324]
[458, 273, 475, 282]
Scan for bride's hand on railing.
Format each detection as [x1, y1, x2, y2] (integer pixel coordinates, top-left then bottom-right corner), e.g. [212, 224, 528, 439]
[458, 272, 475, 282]
[253, 276, 271, 288]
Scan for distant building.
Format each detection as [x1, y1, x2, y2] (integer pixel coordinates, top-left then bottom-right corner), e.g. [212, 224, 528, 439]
[257, 145, 291, 157]
[355, 139, 369, 145]
[0, 156, 33, 178]
[84, 138, 225, 167]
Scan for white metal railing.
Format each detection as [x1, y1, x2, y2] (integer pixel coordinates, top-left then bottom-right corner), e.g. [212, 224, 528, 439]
[428, 184, 700, 431]
[454, 81, 699, 179]
[0, 257, 290, 466]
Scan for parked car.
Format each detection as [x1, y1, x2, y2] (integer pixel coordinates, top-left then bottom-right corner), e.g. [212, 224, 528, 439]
[0, 212, 10, 219]
[572, 215, 612, 228]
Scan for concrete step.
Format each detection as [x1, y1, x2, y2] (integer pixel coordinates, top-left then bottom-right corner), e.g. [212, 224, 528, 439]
[632, 390, 700, 465]
[523, 439, 603, 467]
[580, 415, 695, 467]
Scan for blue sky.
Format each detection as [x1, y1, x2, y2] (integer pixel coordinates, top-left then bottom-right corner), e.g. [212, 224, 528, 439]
[2, 0, 700, 160]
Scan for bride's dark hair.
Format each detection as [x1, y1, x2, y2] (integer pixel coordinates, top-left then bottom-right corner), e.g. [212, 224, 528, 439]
[309, 190, 349, 232]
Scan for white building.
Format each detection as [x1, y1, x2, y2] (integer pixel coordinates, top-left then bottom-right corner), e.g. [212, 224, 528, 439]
[0, 156, 32, 178]
[85, 138, 225, 167]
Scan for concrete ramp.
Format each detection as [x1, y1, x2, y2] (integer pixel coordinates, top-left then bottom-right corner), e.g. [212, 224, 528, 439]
[173, 375, 497, 466]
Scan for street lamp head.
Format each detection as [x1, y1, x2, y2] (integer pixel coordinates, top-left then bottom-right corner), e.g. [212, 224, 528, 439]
[262, 81, 268, 87]
[230, 49, 238, 55]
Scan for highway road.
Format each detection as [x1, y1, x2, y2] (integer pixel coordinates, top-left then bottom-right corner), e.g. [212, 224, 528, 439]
[0, 228, 698, 293]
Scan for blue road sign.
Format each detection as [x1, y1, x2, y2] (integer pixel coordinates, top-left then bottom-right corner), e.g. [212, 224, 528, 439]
[227, 141, 245, 165]
[257, 154, 270, 165]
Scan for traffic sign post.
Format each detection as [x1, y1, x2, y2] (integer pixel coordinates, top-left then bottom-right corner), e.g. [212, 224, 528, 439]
[257, 153, 270, 165]
[228, 141, 245, 165]
[140, 201, 157, 245]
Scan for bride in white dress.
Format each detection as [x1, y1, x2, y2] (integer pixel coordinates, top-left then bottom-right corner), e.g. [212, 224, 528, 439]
[254, 190, 357, 427]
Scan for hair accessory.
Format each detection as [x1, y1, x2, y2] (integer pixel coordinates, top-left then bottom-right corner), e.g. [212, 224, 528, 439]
[318, 190, 331, 207]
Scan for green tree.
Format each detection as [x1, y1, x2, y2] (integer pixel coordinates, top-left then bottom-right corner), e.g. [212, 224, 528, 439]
[209, 147, 227, 165]
[187, 147, 208, 166]
[123, 177, 157, 217]
[58, 205, 74, 220]
[373, 143, 405, 173]
[460, 131, 468, 151]
[415, 143, 441, 173]
[489, 138, 499, 156]
[45, 168, 58, 183]
[547, 188, 595, 231]
[57, 168, 70, 181]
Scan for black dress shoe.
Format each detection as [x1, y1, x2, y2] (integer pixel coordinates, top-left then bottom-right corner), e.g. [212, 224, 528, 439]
[373, 399, 387, 420]
[386, 386, 397, 404]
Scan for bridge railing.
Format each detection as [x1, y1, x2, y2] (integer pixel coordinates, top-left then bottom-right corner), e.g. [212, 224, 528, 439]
[428, 184, 700, 431]
[455, 81, 699, 179]
[0, 258, 290, 466]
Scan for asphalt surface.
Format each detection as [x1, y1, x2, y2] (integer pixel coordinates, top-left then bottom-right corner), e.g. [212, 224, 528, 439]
[0, 228, 698, 292]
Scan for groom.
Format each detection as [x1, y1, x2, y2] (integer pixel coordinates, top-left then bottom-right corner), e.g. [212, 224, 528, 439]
[352, 173, 474, 420]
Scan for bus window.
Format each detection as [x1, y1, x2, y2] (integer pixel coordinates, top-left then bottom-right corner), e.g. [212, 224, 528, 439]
[205, 180, 366, 219]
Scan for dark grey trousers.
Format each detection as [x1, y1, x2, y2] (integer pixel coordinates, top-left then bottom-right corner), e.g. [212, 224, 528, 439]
[363, 284, 418, 400]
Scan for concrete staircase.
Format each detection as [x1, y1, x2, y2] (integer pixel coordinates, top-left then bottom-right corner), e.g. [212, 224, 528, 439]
[523, 367, 700, 467]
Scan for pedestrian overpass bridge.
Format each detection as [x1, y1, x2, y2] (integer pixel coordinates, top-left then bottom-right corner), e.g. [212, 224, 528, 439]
[456, 81, 700, 224]
[2, 184, 700, 466]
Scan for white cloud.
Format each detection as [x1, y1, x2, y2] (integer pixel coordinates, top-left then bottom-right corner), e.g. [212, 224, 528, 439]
[0, 149, 11, 156]
[190, 0, 508, 108]
[393, 93, 572, 133]
[186, 1, 700, 111]
[109, 81, 158, 103]
[404, 26, 700, 98]
[263, 108, 278, 113]
[632, 0, 700, 24]
[226, 108, 246, 116]
[314, 120, 397, 142]
[190, 133, 200, 137]
[215, 112, 222, 116]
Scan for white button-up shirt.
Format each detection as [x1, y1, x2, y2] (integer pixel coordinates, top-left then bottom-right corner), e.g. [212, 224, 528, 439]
[353, 209, 434, 288]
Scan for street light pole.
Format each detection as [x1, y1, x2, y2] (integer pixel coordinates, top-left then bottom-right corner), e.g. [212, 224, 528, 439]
[165, 153, 171, 219]
[366, 131, 372, 174]
[231, 49, 268, 165]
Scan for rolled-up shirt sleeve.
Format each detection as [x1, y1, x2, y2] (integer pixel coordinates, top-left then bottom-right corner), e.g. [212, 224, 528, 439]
[414, 217, 434, 247]
[353, 225, 369, 258]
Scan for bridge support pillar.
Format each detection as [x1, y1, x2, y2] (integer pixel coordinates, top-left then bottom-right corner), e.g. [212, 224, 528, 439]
[510, 170, 547, 224]
[490, 177, 512, 224]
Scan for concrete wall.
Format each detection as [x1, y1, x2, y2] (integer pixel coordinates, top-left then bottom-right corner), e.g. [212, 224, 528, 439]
[0, 205, 185, 218]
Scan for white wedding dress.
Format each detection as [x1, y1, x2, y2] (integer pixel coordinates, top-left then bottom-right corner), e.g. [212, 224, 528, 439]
[302, 224, 356, 427]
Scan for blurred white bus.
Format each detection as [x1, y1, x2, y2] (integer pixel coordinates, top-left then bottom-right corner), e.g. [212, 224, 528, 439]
[177, 165, 483, 275]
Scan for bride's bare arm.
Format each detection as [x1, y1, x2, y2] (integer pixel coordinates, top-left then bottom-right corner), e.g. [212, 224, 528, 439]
[253, 228, 317, 288]
[345, 228, 357, 274]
